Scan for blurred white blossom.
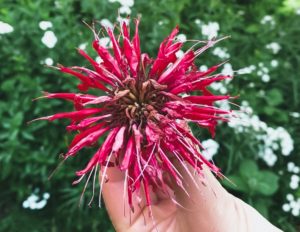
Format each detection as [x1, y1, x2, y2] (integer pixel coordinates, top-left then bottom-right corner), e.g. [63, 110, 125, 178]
[261, 15, 275, 26]
[201, 22, 219, 39]
[79, 42, 87, 50]
[39, 21, 52, 30]
[100, 19, 114, 29]
[44, 58, 54, 66]
[0, 21, 14, 34]
[283, 195, 300, 216]
[271, 59, 279, 68]
[266, 42, 281, 54]
[221, 63, 234, 76]
[176, 34, 187, 42]
[237, 65, 256, 75]
[290, 112, 300, 118]
[22, 192, 50, 210]
[212, 47, 230, 59]
[175, 50, 184, 58]
[256, 62, 270, 82]
[41, 31, 57, 48]
[224, 101, 294, 166]
[290, 175, 300, 189]
[202, 139, 220, 160]
[119, 5, 131, 14]
[199, 65, 208, 72]
[210, 82, 227, 94]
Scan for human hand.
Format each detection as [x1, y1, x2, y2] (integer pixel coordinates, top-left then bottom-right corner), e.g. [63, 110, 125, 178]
[102, 161, 282, 232]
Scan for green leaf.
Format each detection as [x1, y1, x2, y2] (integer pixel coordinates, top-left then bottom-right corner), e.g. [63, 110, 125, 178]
[265, 89, 284, 106]
[254, 171, 279, 196]
[253, 198, 270, 218]
[223, 175, 249, 193]
[239, 160, 258, 179]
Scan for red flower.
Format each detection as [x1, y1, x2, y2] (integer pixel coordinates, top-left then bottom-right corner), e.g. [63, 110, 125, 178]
[34, 19, 232, 210]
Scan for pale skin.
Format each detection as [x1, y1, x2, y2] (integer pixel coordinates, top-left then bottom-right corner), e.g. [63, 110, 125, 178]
[102, 161, 283, 232]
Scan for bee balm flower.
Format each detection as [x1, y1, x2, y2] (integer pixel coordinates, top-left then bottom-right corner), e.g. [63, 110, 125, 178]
[34, 19, 232, 210]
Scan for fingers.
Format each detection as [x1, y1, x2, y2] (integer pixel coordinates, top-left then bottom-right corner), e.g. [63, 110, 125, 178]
[173, 162, 283, 232]
[232, 196, 283, 232]
[102, 166, 168, 231]
[101, 166, 131, 231]
[173, 163, 233, 231]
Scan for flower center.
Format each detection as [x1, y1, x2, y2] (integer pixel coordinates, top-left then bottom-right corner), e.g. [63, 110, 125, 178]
[107, 78, 169, 126]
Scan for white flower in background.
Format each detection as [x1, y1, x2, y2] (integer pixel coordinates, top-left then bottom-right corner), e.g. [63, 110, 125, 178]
[119, 5, 131, 14]
[43, 192, 50, 199]
[175, 50, 184, 58]
[225, 101, 294, 166]
[210, 82, 227, 94]
[116, 0, 134, 7]
[297, 8, 300, 15]
[44, 58, 54, 66]
[216, 99, 231, 111]
[212, 47, 230, 59]
[22, 192, 50, 210]
[290, 112, 300, 118]
[117, 16, 130, 26]
[237, 65, 256, 75]
[0, 21, 14, 34]
[79, 42, 87, 50]
[41, 31, 57, 48]
[283, 193, 300, 216]
[94, 37, 111, 49]
[287, 162, 295, 172]
[261, 74, 270, 82]
[271, 59, 279, 68]
[195, 19, 201, 25]
[259, 147, 278, 166]
[287, 162, 300, 174]
[95, 56, 103, 64]
[290, 175, 300, 189]
[282, 203, 291, 212]
[256, 62, 270, 82]
[39, 21, 52, 30]
[109, 0, 134, 15]
[202, 139, 220, 160]
[261, 15, 275, 26]
[201, 22, 219, 39]
[221, 63, 234, 76]
[100, 19, 114, 29]
[199, 65, 208, 72]
[176, 33, 187, 42]
[266, 42, 281, 54]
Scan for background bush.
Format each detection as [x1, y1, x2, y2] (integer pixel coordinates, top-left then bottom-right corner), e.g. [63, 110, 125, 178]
[0, 0, 299, 231]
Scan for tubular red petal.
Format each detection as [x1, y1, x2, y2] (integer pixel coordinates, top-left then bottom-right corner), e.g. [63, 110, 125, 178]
[66, 114, 111, 131]
[150, 26, 182, 77]
[120, 136, 135, 171]
[65, 126, 110, 158]
[83, 96, 112, 106]
[112, 126, 126, 154]
[68, 123, 106, 149]
[132, 18, 141, 65]
[98, 127, 121, 163]
[158, 50, 194, 84]
[106, 28, 124, 72]
[42, 92, 98, 103]
[36, 108, 103, 122]
[183, 95, 230, 104]
[92, 40, 122, 78]
[59, 66, 108, 91]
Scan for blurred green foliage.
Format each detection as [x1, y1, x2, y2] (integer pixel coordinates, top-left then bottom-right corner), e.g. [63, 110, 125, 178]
[0, 0, 299, 231]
